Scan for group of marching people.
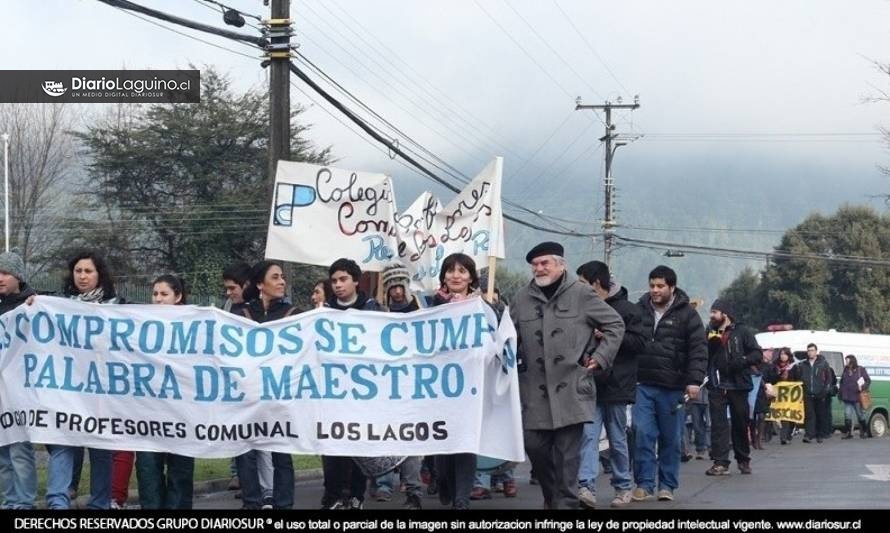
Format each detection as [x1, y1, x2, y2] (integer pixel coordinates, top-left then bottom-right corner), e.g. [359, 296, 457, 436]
[0, 241, 875, 511]
[0, 246, 517, 510]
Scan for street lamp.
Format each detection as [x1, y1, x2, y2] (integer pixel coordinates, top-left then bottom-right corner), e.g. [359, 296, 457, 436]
[2, 132, 8, 253]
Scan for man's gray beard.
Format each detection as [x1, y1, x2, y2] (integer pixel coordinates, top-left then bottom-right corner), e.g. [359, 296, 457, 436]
[534, 275, 555, 287]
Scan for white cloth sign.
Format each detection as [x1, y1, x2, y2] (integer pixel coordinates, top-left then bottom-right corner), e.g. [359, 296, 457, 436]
[265, 158, 505, 291]
[0, 297, 523, 461]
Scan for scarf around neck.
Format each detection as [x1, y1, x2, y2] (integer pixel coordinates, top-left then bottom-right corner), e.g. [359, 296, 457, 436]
[73, 287, 106, 303]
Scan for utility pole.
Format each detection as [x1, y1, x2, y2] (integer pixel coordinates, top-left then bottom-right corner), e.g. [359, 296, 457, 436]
[266, 0, 293, 188]
[2, 132, 8, 252]
[575, 96, 640, 267]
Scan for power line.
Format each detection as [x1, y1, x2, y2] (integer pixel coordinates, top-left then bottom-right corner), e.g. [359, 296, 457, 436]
[315, 0, 530, 159]
[299, 0, 526, 163]
[96, 0, 600, 238]
[551, 0, 631, 97]
[288, 59, 598, 238]
[614, 234, 890, 268]
[100, 0, 260, 60]
[96, 0, 267, 47]
[471, 0, 583, 104]
[294, 17, 495, 168]
[500, 0, 606, 102]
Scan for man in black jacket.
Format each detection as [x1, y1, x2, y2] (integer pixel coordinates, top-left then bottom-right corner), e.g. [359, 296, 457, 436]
[576, 261, 646, 508]
[704, 299, 763, 476]
[799, 343, 834, 443]
[633, 266, 707, 503]
[321, 259, 381, 510]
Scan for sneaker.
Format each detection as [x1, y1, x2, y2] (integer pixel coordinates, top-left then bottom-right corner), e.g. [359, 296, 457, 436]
[110, 500, 122, 510]
[802, 437, 812, 443]
[578, 486, 596, 509]
[705, 464, 730, 476]
[738, 462, 752, 475]
[227, 476, 240, 491]
[346, 497, 363, 510]
[694, 452, 707, 460]
[261, 497, 274, 510]
[680, 453, 693, 463]
[631, 487, 653, 502]
[322, 500, 345, 510]
[657, 489, 674, 501]
[404, 494, 422, 510]
[817, 438, 823, 443]
[375, 491, 393, 503]
[491, 481, 504, 493]
[503, 479, 518, 498]
[610, 490, 633, 508]
[470, 486, 491, 500]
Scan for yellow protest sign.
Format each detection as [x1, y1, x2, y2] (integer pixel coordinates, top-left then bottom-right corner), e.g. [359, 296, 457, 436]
[765, 381, 805, 423]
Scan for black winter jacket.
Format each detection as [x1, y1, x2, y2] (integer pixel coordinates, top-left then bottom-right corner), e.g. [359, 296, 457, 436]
[637, 289, 708, 391]
[706, 322, 763, 391]
[799, 356, 834, 399]
[241, 298, 298, 323]
[0, 283, 36, 316]
[596, 285, 646, 404]
[326, 292, 382, 312]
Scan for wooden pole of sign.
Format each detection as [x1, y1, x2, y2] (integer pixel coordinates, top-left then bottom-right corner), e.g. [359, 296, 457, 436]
[486, 256, 497, 302]
[375, 272, 385, 305]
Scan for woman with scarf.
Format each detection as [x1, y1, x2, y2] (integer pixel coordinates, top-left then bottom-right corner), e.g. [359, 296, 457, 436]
[43, 251, 121, 509]
[430, 253, 503, 510]
[134, 275, 196, 508]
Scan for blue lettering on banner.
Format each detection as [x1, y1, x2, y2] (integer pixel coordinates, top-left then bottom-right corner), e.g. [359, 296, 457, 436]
[109, 318, 134, 351]
[169, 321, 201, 355]
[22, 353, 182, 399]
[471, 230, 490, 256]
[361, 234, 394, 263]
[381, 322, 408, 356]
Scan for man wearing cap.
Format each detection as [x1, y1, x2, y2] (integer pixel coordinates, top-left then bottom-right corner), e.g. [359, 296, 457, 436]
[0, 251, 38, 509]
[705, 299, 763, 476]
[510, 242, 624, 509]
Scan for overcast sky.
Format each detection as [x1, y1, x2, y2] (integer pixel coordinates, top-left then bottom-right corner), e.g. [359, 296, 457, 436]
[3, 0, 890, 245]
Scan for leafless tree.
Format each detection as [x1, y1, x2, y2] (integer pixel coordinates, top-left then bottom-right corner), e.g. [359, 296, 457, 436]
[0, 103, 77, 275]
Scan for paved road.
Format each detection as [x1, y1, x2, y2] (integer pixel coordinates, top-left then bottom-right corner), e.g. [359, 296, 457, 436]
[194, 433, 890, 510]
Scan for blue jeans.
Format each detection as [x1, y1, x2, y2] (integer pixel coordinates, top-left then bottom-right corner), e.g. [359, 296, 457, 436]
[236, 451, 294, 509]
[633, 384, 684, 493]
[579, 403, 632, 493]
[473, 467, 515, 488]
[45, 446, 112, 509]
[843, 401, 866, 423]
[0, 442, 37, 509]
[687, 402, 710, 453]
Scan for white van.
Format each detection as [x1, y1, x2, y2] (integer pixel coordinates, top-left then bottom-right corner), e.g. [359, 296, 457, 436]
[755, 329, 890, 437]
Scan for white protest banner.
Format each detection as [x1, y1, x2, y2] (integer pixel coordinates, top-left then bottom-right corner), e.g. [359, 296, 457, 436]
[0, 297, 523, 461]
[264, 157, 505, 291]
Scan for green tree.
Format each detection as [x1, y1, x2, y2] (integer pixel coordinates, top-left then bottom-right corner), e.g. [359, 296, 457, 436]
[720, 205, 890, 333]
[71, 67, 330, 283]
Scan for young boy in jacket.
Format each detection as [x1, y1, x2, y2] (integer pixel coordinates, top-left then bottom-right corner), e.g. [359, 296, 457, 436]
[321, 259, 381, 510]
